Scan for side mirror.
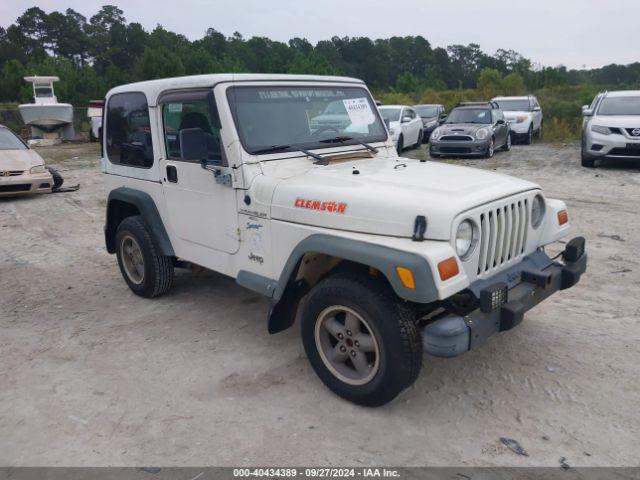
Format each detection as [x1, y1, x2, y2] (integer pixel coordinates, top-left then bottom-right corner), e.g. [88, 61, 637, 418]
[581, 105, 588, 112]
[582, 108, 594, 117]
[179, 128, 208, 161]
[401, 116, 412, 123]
[496, 119, 505, 125]
[533, 106, 541, 112]
[438, 113, 447, 124]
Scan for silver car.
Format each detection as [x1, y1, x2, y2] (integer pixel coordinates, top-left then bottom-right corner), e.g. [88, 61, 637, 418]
[581, 90, 640, 167]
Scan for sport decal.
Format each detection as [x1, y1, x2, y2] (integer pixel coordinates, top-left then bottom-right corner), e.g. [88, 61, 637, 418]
[294, 198, 347, 214]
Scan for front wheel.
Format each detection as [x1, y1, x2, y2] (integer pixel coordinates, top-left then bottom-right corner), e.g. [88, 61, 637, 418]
[524, 125, 533, 145]
[300, 273, 422, 406]
[396, 135, 404, 154]
[581, 139, 596, 168]
[115, 216, 174, 298]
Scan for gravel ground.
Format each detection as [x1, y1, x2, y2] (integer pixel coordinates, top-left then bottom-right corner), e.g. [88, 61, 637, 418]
[0, 142, 638, 467]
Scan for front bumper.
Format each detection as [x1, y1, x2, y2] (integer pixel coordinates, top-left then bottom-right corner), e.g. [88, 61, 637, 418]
[586, 130, 640, 159]
[423, 237, 587, 358]
[430, 138, 489, 156]
[0, 171, 53, 197]
[506, 120, 532, 135]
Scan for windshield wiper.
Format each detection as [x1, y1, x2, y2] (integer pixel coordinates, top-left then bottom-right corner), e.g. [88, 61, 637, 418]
[319, 136, 378, 154]
[252, 144, 323, 161]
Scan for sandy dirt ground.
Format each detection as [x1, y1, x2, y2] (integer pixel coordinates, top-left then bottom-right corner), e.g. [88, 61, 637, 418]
[0, 142, 639, 467]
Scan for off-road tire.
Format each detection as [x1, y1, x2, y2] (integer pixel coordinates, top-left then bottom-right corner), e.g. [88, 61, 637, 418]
[396, 135, 404, 154]
[300, 273, 423, 406]
[115, 216, 174, 298]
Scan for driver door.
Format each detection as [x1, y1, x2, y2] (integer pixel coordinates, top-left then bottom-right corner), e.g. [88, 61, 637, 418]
[158, 90, 239, 255]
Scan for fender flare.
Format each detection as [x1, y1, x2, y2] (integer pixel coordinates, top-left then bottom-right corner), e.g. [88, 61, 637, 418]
[105, 187, 174, 257]
[235, 234, 439, 334]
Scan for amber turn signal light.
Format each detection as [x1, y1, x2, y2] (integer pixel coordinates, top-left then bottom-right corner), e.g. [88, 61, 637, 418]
[395, 266, 416, 289]
[557, 210, 569, 225]
[438, 257, 459, 281]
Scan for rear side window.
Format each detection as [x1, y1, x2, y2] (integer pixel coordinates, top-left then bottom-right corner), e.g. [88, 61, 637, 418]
[106, 92, 154, 168]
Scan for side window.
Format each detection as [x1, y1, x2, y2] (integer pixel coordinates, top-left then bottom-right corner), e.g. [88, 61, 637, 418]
[161, 91, 222, 164]
[491, 110, 499, 123]
[406, 108, 416, 119]
[106, 92, 154, 168]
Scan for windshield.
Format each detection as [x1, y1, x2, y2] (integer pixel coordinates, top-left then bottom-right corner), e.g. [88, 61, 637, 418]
[34, 87, 53, 98]
[414, 106, 439, 118]
[493, 99, 531, 111]
[378, 108, 401, 123]
[445, 108, 492, 124]
[0, 128, 27, 150]
[227, 86, 387, 155]
[597, 96, 640, 115]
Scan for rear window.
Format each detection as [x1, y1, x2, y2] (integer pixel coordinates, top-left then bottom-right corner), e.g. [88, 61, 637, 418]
[106, 92, 154, 168]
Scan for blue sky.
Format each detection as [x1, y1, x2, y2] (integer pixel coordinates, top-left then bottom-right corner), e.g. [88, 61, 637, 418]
[2, 0, 636, 69]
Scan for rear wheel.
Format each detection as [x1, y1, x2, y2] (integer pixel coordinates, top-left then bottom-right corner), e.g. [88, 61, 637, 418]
[115, 216, 174, 298]
[415, 129, 423, 147]
[300, 273, 422, 406]
[484, 138, 495, 158]
[503, 131, 512, 151]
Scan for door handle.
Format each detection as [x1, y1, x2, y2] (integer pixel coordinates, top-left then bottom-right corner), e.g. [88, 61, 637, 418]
[166, 165, 178, 183]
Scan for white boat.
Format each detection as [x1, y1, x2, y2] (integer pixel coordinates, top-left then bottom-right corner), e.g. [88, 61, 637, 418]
[18, 76, 74, 140]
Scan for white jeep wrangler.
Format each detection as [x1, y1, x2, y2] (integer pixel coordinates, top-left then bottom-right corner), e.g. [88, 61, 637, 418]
[102, 74, 587, 406]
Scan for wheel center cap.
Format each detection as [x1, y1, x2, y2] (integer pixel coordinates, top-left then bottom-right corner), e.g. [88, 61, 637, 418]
[346, 338, 354, 347]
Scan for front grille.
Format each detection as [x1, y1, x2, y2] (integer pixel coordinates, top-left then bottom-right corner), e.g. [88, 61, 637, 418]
[477, 199, 529, 275]
[440, 135, 473, 141]
[0, 184, 31, 193]
[0, 170, 24, 176]
[608, 147, 640, 157]
[440, 147, 472, 154]
[625, 128, 640, 137]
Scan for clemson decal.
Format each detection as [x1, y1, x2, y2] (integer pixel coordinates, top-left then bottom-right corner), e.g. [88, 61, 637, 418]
[294, 198, 347, 214]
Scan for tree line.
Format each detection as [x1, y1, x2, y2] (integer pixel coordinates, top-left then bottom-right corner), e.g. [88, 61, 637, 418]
[1, 5, 639, 109]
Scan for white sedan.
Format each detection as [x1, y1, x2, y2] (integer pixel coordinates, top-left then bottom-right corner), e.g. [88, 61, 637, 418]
[378, 105, 423, 153]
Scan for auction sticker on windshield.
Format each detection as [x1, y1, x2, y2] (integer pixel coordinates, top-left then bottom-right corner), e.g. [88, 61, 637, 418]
[343, 97, 375, 125]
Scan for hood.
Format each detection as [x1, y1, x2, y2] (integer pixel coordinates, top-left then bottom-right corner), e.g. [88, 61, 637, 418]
[269, 157, 539, 240]
[592, 115, 640, 129]
[437, 123, 489, 136]
[0, 149, 45, 171]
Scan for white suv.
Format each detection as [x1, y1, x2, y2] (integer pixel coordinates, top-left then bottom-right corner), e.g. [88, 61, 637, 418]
[102, 74, 586, 406]
[581, 90, 640, 168]
[492, 95, 543, 144]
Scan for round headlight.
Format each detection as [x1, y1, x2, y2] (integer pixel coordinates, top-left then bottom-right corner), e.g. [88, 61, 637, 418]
[431, 128, 441, 140]
[531, 194, 545, 229]
[475, 128, 489, 140]
[455, 219, 476, 260]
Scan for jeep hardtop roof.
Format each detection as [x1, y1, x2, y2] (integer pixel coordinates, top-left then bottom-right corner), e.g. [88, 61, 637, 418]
[106, 73, 366, 106]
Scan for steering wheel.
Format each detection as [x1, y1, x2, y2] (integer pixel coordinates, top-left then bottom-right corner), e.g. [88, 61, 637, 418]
[311, 125, 341, 137]
[292, 125, 340, 143]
